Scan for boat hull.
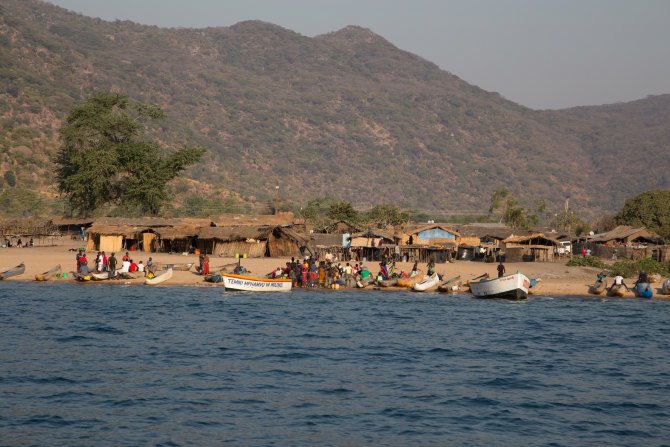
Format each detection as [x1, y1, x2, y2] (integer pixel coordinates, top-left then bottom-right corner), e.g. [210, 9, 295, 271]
[470, 273, 530, 300]
[607, 284, 625, 297]
[0, 262, 25, 280]
[413, 273, 440, 291]
[588, 281, 606, 295]
[35, 264, 61, 281]
[661, 280, 670, 295]
[221, 273, 292, 292]
[144, 268, 173, 285]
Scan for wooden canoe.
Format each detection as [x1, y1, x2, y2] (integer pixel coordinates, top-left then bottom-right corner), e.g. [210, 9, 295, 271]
[379, 278, 398, 287]
[145, 268, 173, 285]
[588, 281, 607, 295]
[396, 277, 416, 288]
[607, 284, 625, 297]
[0, 262, 25, 280]
[414, 273, 441, 292]
[161, 263, 193, 271]
[91, 271, 110, 281]
[437, 275, 461, 293]
[35, 264, 61, 281]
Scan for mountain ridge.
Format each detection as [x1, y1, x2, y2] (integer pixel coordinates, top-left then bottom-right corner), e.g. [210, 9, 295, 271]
[0, 0, 668, 218]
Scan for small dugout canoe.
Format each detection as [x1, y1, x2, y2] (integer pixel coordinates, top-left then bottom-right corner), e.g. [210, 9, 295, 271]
[145, 268, 173, 286]
[35, 264, 61, 281]
[0, 262, 25, 280]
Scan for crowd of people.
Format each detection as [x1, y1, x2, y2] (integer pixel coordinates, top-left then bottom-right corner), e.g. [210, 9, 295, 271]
[75, 249, 156, 278]
[267, 256, 428, 288]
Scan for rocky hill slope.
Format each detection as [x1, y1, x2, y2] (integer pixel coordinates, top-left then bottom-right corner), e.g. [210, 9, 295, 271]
[1, 0, 668, 217]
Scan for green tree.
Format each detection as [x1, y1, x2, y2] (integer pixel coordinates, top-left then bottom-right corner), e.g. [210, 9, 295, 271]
[489, 188, 543, 230]
[56, 92, 205, 216]
[300, 197, 336, 226]
[615, 189, 670, 240]
[362, 204, 409, 228]
[326, 200, 359, 222]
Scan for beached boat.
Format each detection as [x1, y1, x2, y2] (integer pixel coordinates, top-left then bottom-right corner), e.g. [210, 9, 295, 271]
[0, 262, 25, 280]
[607, 284, 625, 297]
[379, 278, 398, 287]
[661, 279, 670, 295]
[588, 281, 607, 295]
[35, 264, 61, 281]
[144, 268, 173, 286]
[396, 277, 415, 288]
[413, 273, 440, 292]
[91, 271, 110, 281]
[162, 263, 193, 271]
[356, 277, 375, 288]
[634, 282, 653, 298]
[220, 273, 292, 292]
[437, 275, 461, 293]
[469, 273, 530, 300]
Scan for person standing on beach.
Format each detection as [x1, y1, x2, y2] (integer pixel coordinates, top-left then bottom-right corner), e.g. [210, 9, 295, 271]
[202, 253, 210, 276]
[497, 260, 506, 278]
[108, 253, 117, 278]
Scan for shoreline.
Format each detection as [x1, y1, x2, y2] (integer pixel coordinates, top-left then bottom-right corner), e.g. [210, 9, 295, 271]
[1, 240, 668, 298]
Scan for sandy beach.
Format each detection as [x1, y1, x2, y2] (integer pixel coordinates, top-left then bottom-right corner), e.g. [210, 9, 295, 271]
[1, 238, 666, 298]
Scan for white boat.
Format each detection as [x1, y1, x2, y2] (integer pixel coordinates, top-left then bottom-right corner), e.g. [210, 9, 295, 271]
[469, 272, 530, 300]
[221, 273, 292, 292]
[413, 272, 440, 292]
[144, 268, 173, 285]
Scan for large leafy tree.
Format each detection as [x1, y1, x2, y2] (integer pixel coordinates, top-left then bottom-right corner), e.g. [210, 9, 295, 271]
[362, 205, 409, 228]
[56, 92, 205, 216]
[615, 189, 670, 241]
[326, 200, 359, 223]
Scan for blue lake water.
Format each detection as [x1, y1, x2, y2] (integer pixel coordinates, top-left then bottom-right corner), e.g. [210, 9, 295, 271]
[1, 282, 669, 447]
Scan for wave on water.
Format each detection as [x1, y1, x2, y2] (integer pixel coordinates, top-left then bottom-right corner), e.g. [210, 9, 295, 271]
[0, 283, 669, 446]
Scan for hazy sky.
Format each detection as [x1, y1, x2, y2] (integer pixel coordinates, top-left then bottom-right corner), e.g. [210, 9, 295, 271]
[47, 0, 670, 110]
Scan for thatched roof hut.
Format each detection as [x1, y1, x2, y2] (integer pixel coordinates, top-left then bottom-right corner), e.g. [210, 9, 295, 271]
[590, 226, 663, 245]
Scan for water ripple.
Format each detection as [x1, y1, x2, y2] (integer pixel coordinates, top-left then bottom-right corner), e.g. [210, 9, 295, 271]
[0, 283, 669, 446]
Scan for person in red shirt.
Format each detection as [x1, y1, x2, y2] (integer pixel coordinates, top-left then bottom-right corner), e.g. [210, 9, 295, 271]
[129, 259, 138, 272]
[122, 252, 130, 262]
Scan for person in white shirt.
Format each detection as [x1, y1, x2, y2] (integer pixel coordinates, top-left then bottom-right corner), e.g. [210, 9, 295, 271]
[119, 260, 131, 273]
[612, 275, 630, 290]
[137, 261, 145, 273]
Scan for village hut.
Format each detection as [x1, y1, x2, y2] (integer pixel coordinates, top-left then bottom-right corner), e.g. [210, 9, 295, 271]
[349, 229, 397, 262]
[85, 217, 211, 253]
[312, 233, 345, 261]
[195, 225, 312, 258]
[578, 225, 664, 260]
[195, 226, 271, 258]
[502, 233, 560, 262]
[401, 224, 460, 245]
[51, 218, 94, 240]
[0, 218, 61, 247]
